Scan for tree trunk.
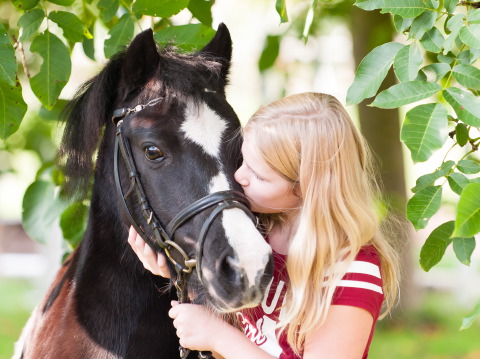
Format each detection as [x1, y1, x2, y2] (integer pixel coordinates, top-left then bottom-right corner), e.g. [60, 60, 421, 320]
[350, 7, 416, 315]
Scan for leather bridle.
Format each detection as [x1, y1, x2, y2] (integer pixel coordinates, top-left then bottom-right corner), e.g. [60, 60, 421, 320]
[112, 97, 255, 359]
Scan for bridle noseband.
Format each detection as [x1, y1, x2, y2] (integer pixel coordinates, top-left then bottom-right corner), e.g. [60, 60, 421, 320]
[112, 97, 255, 359]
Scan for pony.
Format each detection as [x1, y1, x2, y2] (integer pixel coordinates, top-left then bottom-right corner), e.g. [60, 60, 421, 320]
[14, 24, 273, 359]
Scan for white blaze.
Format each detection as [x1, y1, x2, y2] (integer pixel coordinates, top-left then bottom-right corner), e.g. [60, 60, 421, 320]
[181, 98, 270, 296]
[181, 100, 227, 158]
[209, 173, 271, 287]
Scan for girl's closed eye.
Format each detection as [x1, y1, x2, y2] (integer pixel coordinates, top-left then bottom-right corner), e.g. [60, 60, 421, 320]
[253, 171, 265, 181]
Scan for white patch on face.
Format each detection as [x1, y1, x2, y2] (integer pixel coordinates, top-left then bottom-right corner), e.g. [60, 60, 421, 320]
[209, 172, 230, 193]
[222, 208, 271, 286]
[209, 172, 272, 288]
[181, 100, 227, 158]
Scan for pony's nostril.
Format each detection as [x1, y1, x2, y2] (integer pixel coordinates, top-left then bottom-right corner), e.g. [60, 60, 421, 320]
[226, 256, 240, 269]
[218, 254, 242, 283]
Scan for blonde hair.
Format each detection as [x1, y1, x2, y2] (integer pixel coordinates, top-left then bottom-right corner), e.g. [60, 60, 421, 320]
[243, 93, 399, 355]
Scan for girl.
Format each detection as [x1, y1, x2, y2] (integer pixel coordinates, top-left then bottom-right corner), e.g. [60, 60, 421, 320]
[128, 92, 399, 358]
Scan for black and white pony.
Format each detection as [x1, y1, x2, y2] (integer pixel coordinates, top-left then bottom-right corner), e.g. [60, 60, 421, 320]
[14, 24, 272, 359]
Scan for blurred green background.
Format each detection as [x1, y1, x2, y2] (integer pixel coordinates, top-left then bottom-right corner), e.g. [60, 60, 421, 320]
[1, 0, 480, 358]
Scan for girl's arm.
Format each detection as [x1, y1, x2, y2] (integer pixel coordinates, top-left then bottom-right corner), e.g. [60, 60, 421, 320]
[169, 302, 275, 359]
[303, 305, 373, 359]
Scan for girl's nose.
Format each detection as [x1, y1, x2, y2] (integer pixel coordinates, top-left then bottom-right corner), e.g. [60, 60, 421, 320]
[234, 165, 249, 187]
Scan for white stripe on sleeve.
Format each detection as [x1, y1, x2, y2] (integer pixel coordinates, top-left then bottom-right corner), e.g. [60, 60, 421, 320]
[347, 261, 381, 278]
[338, 280, 383, 294]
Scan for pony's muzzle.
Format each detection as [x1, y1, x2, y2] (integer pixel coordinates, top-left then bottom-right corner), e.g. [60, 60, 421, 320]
[214, 248, 273, 309]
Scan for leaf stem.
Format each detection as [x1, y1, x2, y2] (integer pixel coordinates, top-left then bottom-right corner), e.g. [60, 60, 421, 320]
[443, 44, 466, 89]
[442, 141, 458, 164]
[12, 35, 30, 78]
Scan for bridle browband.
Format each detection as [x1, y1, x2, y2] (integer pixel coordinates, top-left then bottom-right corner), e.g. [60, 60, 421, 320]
[112, 97, 255, 359]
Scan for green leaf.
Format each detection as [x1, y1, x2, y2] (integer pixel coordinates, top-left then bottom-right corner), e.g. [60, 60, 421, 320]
[467, 9, 480, 24]
[12, 0, 39, 10]
[411, 160, 455, 192]
[380, 0, 428, 18]
[455, 123, 469, 147]
[354, 0, 384, 10]
[444, 0, 459, 14]
[401, 103, 448, 162]
[419, 221, 454, 271]
[49, 11, 92, 44]
[420, 27, 445, 53]
[259, 35, 280, 72]
[276, 0, 289, 23]
[22, 180, 65, 244]
[457, 49, 480, 65]
[371, 81, 442, 109]
[133, 0, 189, 17]
[452, 64, 480, 91]
[453, 183, 480, 237]
[97, 0, 119, 23]
[459, 24, 480, 49]
[443, 87, 480, 127]
[0, 82, 27, 141]
[153, 24, 216, 52]
[0, 23, 16, 86]
[18, 9, 45, 42]
[457, 159, 480, 174]
[426, 0, 439, 9]
[394, 43, 423, 82]
[453, 236, 476, 266]
[346, 42, 404, 105]
[437, 51, 455, 65]
[393, 15, 414, 33]
[302, 0, 318, 42]
[188, 0, 214, 27]
[29, 31, 71, 110]
[444, 14, 464, 54]
[461, 300, 480, 330]
[406, 185, 442, 230]
[409, 10, 437, 40]
[419, 63, 451, 82]
[447, 172, 470, 195]
[104, 13, 134, 59]
[47, 0, 75, 5]
[60, 201, 88, 249]
[83, 29, 95, 61]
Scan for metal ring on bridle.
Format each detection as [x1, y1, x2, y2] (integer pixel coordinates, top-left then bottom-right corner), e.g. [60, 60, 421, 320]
[164, 239, 196, 274]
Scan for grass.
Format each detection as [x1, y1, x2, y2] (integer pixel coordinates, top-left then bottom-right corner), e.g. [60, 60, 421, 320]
[1, 279, 479, 358]
[0, 279, 36, 359]
[370, 292, 480, 359]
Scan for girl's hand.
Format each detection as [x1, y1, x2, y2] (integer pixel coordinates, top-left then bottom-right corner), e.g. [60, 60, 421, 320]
[168, 301, 225, 352]
[127, 226, 171, 278]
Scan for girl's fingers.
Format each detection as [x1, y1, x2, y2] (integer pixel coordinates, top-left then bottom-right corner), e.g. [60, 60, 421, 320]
[126, 226, 171, 278]
[168, 301, 180, 319]
[127, 226, 138, 247]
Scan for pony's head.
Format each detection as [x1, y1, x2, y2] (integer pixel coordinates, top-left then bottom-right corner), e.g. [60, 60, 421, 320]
[60, 24, 273, 311]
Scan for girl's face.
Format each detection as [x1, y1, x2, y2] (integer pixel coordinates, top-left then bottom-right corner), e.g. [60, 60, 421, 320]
[234, 134, 300, 214]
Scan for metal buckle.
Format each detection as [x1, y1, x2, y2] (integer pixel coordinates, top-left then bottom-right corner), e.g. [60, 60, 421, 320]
[164, 240, 196, 274]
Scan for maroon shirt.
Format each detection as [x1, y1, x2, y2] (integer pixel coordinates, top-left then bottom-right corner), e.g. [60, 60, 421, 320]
[238, 245, 384, 358]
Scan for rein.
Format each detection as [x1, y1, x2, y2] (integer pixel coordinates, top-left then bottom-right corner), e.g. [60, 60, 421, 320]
[112, 97, 255, 359]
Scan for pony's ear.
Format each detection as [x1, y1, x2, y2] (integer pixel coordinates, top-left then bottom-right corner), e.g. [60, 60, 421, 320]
[200, 23, 232, 81]
[120, 29, 160, 98]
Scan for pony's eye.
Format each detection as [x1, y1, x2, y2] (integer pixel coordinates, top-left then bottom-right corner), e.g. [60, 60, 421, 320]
[144, 146, 164, 161]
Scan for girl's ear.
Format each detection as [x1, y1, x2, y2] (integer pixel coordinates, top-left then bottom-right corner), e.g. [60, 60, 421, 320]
[199, 23, 232, 82]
